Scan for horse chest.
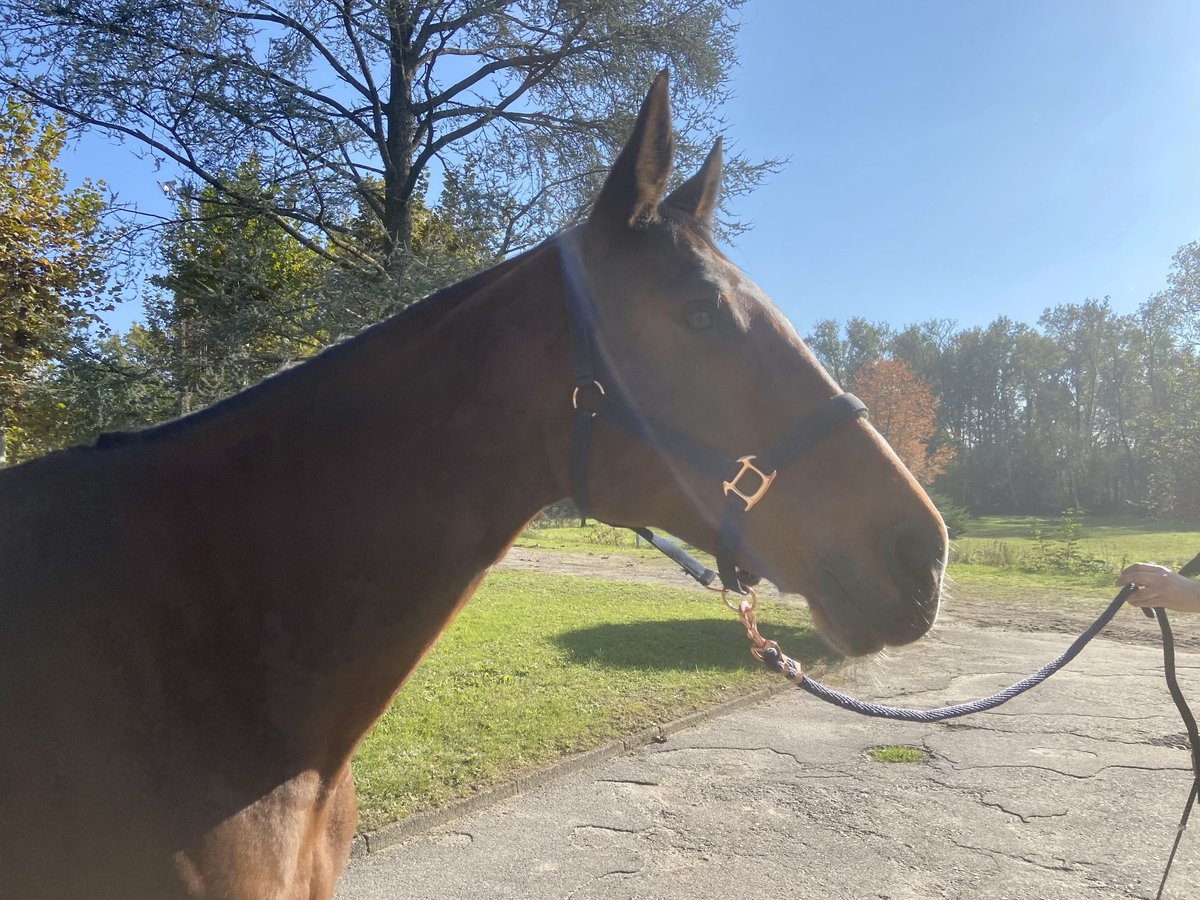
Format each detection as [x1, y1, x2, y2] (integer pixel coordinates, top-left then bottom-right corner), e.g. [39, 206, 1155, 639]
[174, 766, 355, 900]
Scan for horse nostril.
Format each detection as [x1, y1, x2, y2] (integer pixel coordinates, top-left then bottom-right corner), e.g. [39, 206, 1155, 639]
[890, 529, 946, 591]
[870, 524, 946, 644]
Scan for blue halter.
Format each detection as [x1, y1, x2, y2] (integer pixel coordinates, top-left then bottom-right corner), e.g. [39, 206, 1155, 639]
[557, 232, 867, 594]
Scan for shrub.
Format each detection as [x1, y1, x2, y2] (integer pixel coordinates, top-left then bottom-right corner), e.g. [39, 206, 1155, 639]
[586, 524, 633, 547]
[928, 493, 972, 539]
[532, 500, 582, 528]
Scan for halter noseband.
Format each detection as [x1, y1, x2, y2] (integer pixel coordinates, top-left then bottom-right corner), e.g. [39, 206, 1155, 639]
[558, 232, 868, 594]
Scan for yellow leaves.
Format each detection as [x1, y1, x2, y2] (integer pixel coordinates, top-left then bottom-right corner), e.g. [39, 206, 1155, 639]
[0, 98, 111, 411]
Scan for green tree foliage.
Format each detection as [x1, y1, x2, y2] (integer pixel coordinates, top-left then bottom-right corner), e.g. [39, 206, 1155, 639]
[1038, 298, 1134, 510]
[7, 150, 492, 461]
[809, 289, 1200, 519]
[140, 161, 489, 414]
[1, 1, 776, 462]
[1165, 240, 1200, 344]
[1136, 287, 1200, 518]
[11, 326, 177, 460]
[143, 160, 330, 414]
[1, 0, 773, 281]
[317, 172, 489, 332]
[803, 317, 891, 389]
[0, 97, 114, 464]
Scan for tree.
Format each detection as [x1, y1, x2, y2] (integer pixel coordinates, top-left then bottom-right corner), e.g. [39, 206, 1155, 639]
[889, 318, 956, 391]
[2, 1, 774, 282]
[1146, 381, 1200, 520]
[10, 325, 178, 462]
[1134, 289, 1200, 518]
[804, 316, 891, 389]
[143, 159, 332, 414]
[801, 232, 1200, 517]
[142, 159, 487, 414]
[0, 97, 114, 465]
[853, 358, 951, 483]
[937, 317, 1042, 510]
[805, 319, 850, 385]
[1165, 240, 1200, 344]
[844, 317, 891, 384]
[1038, 298, 1138, 511]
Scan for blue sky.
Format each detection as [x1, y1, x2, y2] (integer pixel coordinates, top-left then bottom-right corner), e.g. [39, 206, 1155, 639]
[724, 0, 1200, 332]
[70, 0, 1200, 336]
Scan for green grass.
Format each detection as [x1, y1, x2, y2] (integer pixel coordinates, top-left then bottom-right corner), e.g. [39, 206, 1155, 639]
[963, 515, 1199, 560]
[515, 520, 698, 556]
[949, 515, 1199, 591]
[867, 745, 929, 763]
[520, 515, 1198, 594]
[945, 563, 1111, 595]
[351, 514, 1192, 831]
[514, 521, 642, 553]
[352, 570, 823, 831]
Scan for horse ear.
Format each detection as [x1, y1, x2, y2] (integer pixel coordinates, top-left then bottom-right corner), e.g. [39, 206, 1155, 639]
[588, 70, 673, 232]
[664, 137, 723, 230]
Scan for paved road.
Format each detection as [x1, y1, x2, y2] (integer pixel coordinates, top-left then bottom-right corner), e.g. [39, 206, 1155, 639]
[336, 606, 1200, 899]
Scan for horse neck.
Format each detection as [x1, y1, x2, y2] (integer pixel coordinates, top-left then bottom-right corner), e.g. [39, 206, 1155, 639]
[182, 239, 573, 768]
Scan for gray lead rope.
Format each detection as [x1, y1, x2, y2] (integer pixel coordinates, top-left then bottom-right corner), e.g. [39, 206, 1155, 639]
[1148, 550, 1200, 899]
[613, 408, 1200, 892]
[759, 584, 1136, 721]
[755, 574, 1199, 900]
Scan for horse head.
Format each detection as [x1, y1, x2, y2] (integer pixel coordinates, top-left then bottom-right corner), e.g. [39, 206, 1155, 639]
[566, 73, 946, 656]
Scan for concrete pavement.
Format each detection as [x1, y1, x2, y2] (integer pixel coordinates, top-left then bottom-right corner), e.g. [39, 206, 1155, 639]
[336, 612, 1200, 899]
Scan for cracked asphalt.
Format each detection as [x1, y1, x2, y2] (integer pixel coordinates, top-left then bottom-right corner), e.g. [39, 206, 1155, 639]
[335, 602, 1200, 899]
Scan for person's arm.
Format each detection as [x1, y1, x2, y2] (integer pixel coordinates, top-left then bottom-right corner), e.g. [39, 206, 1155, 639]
[1116, 563, 1200, 614]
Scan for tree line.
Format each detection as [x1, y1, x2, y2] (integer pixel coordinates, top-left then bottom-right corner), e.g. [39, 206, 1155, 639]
[4, 86, 1198, 522]
[1, 0, 772, 463]
[1, 2, 1196, 521]
[805, 263, 1200, 519]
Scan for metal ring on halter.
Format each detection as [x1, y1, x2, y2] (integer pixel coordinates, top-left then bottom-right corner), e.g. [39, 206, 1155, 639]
[571, 380, 606, 412]
[706, 571, 759, 603]
[707, 583, 757, 614]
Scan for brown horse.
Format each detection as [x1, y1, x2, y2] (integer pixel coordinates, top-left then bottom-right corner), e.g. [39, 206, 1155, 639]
[0, 74, 945, 899]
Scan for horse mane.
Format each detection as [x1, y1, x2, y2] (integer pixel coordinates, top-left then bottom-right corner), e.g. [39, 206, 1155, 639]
[91, 248, 538, 451]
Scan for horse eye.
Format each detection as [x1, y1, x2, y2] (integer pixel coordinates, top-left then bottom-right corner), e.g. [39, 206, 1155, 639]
[685, 308, 714, 331]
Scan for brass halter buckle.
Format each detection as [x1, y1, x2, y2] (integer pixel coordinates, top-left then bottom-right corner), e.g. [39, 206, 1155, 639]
[722, 455, 777, 511]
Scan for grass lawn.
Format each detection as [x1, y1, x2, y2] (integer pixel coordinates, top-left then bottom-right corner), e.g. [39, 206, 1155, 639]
[963, 515, 1199, 562]
[944, 563, 1120, 595]
[352, 570, 823, 831]
[520, 515, 1199, 593]
[351, 515, 1193, 832]
[949, 515, 1199, 592]
[514, 521, 666, 555]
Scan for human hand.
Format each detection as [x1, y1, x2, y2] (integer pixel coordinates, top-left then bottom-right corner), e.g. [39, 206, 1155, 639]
[1117, 563, 1200, 614]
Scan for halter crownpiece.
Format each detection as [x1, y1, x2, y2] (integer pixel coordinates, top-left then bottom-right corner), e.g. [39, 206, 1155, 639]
[557, 233, 868, 594]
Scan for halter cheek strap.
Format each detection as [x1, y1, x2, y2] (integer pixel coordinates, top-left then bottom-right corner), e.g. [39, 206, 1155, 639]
[712, 392, 867, 594]
[558, 233, 868, 594]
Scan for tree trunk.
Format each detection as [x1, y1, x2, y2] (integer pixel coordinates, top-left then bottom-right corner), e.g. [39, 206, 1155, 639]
[383, 1, 417, 282]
